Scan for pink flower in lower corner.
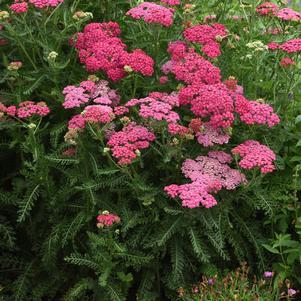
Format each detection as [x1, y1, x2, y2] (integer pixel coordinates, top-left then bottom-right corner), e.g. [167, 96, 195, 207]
[288, 288, 297, 297]
[97, 211, 120, 228]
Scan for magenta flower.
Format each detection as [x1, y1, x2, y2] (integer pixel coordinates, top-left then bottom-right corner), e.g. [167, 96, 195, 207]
[288, 288, 297, 297]
[263, 271, 273, 278]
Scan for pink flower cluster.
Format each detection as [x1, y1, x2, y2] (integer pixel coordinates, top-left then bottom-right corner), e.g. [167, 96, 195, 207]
[235, 95, 280, 127]
[10, 0, 63, 13]
[177, 81, 280, 131]
[268, 39, 301, 54]
[63, 80, 120, 109]
[168, 123, 190, 137]
[165, 152, 246, 208]
[165, 41, 221, 84]
[183, 24, 227, 58]
[126, 92, 179, 124]
[280, 57, 295, 67]
[189, 83, 235, 128]
[10, 1, 28, 13]
[178, 83, 279, 130]
[97, 211, 120, 228]
[232, 140, 276, 173]
[0, 101, 50, 118]
[126, 2, 175, 27]
[276, 8, 301, 21]
[256, 2, 301, 21]
[256, 2, 279, 15]
[63, 80, 121, 129]
[196, 124, 230, 147]
[161, 0, 180, 5]
[73, 22, 154, 81]
[107, 122, 156, 165]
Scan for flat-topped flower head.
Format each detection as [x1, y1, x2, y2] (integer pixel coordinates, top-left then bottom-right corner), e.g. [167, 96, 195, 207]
[232, 140, 276, 173]
[183, 23, 227, 58]
[126, 2, 175, 27]
[63, 80, 120, 109]
[165, 153, 246, 208]
[280, 57, 295, 67]
[10, 0, 63, 12]
[107, 123, 155, 165]
[17, 101, 50, 118]
[126, 92, 179, 124]
[97, 211, 120, 228]
[196, 124, 230, 147]
[276, 8, 301, 21]
[73, 22, 153, 80]
[171, 49, 221, 84]
[279, 39, 301, 53]
[161, 0, 180, 5]
[235, 95, 280, 127]
[256, 2, 278, 15]
[10, 2, 28, 13]
[190, 83, 235, 128]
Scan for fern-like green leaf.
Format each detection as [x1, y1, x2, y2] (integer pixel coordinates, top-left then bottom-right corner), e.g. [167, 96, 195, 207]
[170, 239, 185, 283]
[64, 253, 100, 271]
[105, 283, 126, 301]
[189, 228, 210, 263]
[17, 184, 40, 223]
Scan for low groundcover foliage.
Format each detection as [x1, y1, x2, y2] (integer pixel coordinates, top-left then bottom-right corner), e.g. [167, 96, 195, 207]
[0, 0, 300, 300]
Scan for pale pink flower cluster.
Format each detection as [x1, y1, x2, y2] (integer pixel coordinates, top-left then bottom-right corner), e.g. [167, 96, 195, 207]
[63, 80, 120, 109]
[126, 2, 175, 27]
[164, 181, 219, 209]
[183, 23, 227, 58]
[63, 80, 120, 129]
[97, 212, 120, 228]
[196, 124, 230, 147]
[232, 140, 276, 173]
[73, 22, 154, 81]
[0, 101, 50, 118]
[126, 92, 179, 124]
[107, 122, 156, 165]
[165, 153, 246, 208]
[10, 0, 63, 13]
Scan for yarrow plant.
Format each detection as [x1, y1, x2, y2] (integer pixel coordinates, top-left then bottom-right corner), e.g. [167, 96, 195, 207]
[0, 0, 300, 300]
[10, 0, 63, 13]
[72, 22, 154, 80]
